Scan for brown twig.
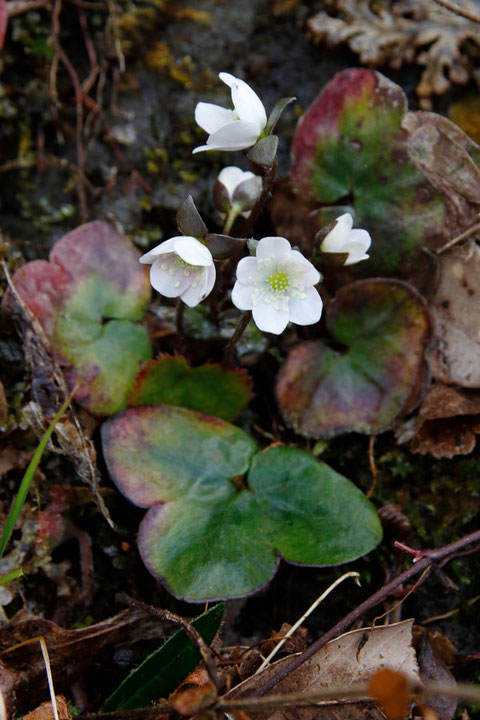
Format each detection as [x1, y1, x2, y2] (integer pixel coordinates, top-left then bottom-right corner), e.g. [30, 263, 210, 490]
[252, 528, 480, 697]
[436, 220, 480, 255]
[432, 0, 480, 23]
[118, 595, 221, 693]
[7, 0, 51, 16]
[366, 434, 377, 499]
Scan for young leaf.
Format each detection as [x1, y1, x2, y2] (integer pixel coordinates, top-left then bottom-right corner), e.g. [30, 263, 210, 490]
[128, 356, 252, 421]
[102, 604, 224, 712]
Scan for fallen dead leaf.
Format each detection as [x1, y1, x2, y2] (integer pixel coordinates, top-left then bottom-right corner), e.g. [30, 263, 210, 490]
[411, 383, 480, 458]
[0, 608, 170, 715]
[402, 112, 480, 237]
[227, 620, 419, 720]
[0, 381, 7, 428]
[23, 695, 71, 720]
[428, 242, 480, 388]
[413, 627, 457, 720]
[0, 445, 32, 479]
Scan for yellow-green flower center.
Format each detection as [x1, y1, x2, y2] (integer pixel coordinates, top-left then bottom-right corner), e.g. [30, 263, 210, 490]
[268, 271, 289, 292]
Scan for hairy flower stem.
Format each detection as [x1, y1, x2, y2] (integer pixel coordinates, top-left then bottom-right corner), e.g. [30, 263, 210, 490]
[241, 158, 277, 238]
[252, 527, 480, 697]
[223, 311, 252, 366]
[175, 298, 185, 338]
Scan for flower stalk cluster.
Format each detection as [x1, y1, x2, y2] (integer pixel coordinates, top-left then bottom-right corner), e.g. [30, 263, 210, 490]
[139, 73, 372, 345]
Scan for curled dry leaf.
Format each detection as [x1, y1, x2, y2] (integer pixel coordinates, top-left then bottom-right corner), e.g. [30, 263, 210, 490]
[308, 0, 480, 108]
[429, 242, 480, 388]
[0, 608, 167, 715]
[402, 111, 480, 237]
[411, 383, 480, 459]
[413, 627, 457, 720]
[227, 620, 419, 720]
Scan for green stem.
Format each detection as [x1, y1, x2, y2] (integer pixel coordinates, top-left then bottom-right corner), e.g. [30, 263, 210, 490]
[223, 205, 240, 235]
[0, 392, 72, 560]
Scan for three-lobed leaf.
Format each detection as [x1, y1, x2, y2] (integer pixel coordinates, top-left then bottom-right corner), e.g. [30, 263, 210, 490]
[6, 221, 152, 415]
[102, 406, 382, 602]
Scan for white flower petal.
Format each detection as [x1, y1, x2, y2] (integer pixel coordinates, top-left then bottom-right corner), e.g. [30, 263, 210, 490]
[252, 300, 289, 334]
[288, 250, 321, 285]
[231, 281, 254, 311]
[217, 166, 255, 200]
[347, 228, 371, 253]
[321, 213, 354, 252]
[173, 236, 213, 267]
[192, 143, 214, 154]
[199, 121, 262, 152]
[139, 238, 178, 264]
[256, 236, 292, 260]
[194, 102, 236, 134]
[219, 73, 267, 130]
[343, 242, 370, 265]
[236, 256, 259, 283]
[288, 286, 323, 326]
[150, 258, 192, 298]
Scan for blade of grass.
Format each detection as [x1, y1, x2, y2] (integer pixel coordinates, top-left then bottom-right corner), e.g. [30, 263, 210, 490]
[0, 393, 72, 560]
[0, 568, 24, 586]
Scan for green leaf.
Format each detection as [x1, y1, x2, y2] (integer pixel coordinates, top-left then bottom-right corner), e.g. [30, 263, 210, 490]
[176, 195, 208, 238]
[291, 69, 445, 277]
[128, 356, 252, 421]
[265, 96, 296, 135]
[276, 279, 430, 437]
[101, 405, 257, 509]
[248, 446, 382, 565]
[102, 603, 224, 712]
[102, 406, 382, 601]
[139, 484, 276, 601]
[6, 221, 152, 415]
[247, 135, 278, 170]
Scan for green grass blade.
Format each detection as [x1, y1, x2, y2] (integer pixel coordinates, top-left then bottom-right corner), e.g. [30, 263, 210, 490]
[0, 393, 72, 560]
[102, 603, 224, 712]
[0, 568, 24, 585]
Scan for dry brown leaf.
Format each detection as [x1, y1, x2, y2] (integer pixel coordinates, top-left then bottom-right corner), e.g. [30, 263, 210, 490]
[428, 242, 480, 388]
[402, 112, 480, 237]
[227, 620, 419, 720]
[0, 445, 32, 479]
[23, 695, 71, 720]
[413, 627, 457, 720]
[411, 383, 480, 458]
[0, 608, 167, 715]
[307, 0, 480, 108]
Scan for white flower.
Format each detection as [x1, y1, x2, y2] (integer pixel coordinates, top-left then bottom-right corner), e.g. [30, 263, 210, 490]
[139, 236, 216, 307]
[215, 166, 262, 217]
[231, 237, 322, 335]
[193, 72, 267, 154]
[320, 213, 371, 265]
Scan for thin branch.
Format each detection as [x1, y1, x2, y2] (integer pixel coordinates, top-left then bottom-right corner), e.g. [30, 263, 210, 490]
[251, 528, 480, 697]
[431, 0, 480, 23]
[436, 220, 480, 254]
